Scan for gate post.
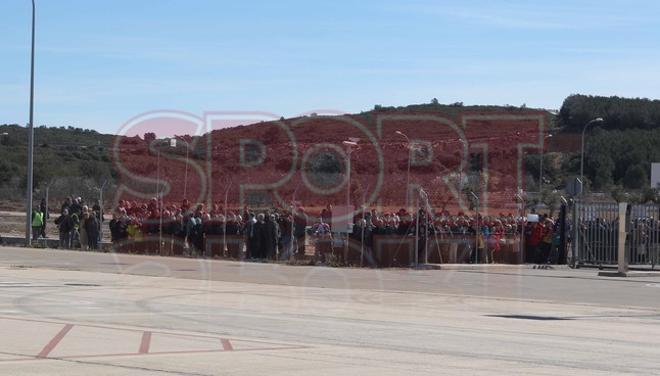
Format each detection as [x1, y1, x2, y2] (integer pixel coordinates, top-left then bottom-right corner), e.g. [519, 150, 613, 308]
[559, 202, 567, 264]
[618, 202, 628, 274]
[571, 201, 579, 268]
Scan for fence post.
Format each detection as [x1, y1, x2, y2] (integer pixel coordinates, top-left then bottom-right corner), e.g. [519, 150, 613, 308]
[571, 201, 579, 267]
[558, 202, 567, 264]
[618, 202, 628, 274]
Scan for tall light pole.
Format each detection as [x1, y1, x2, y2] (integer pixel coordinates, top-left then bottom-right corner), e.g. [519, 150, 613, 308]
[98, 180, 108, 242]
[174, 138, 190, 199]
[343, 140, 359, 207]
[343, 140, 358, 260]
[157, 146, 162, 254]
[415, 188, 430, 267]
[360, 184, 369, 267]
[457, 138, 467, 190]
[470, 191, 479, 264]
[395, 131, 411, 210]
[184, 141, 189, 199]
[25, 0, 36, 245]
[579, 118, 604, 195]
[223, 181, 232, 258]
[539, 134, 552, 193]
[149, 139, 163, 254]
[515, 191, 525, 264]
[168, 137, 190, 199]
[290, 188, 297, 259]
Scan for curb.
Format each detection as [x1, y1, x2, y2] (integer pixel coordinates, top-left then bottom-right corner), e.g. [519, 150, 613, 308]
[598, 271, 660, 278]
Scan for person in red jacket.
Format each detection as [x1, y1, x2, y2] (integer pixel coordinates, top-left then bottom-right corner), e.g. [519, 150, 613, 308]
[488, 220, 505, 263]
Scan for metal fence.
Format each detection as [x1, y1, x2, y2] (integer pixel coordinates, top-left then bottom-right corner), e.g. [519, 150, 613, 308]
[574, 201, 619, 267]
[627, 204, 660, 268]
[573, 201, 660, 269]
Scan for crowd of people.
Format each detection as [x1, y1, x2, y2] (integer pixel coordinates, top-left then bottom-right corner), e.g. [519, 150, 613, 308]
[40, 196, 105, 250]
[106, 199, 308, 259]
[350, 209, 562, 264]
[27, 195, 660, 268]
[99, 199, 563, 265]
[29, 195, 565, 265]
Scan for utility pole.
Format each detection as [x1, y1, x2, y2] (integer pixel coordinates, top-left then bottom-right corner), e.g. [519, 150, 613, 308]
[25, 0, 36, 246]
[579, 118, 605, 195]
[343, 140, 359, 262]
[395, 131, 412, 211]
[470, 191, 479, 264]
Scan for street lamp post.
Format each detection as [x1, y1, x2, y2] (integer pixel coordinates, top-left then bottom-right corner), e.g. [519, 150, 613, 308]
[579, 118, 605, 195]
[148, 139, 164, 255]
[515, 191, 525, 263]
[184, 142, 189, 198]
[539, 134, 553, 193]
[99, 180, 108, 243]
[290, 188, 297, 260]
[25, 0, 36, 245]
[415, 188, 429, 267]
[157, 148, 162, 255]
[44, 182, 49, 238]
[470, 191, 479, 264]
[395, 131, 411, 210]
[415, 191, 420, 267]
[175, 138, 190, 199]
[457, 138, 467, 191]
[343, 140, 358, 260]
[360, 185, 369, 267]
[168, 137, 190, 199]
[223, 181, 232, 259]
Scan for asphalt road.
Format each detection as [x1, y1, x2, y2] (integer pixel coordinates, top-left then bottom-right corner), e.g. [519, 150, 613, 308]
[1, 246, 660, 375]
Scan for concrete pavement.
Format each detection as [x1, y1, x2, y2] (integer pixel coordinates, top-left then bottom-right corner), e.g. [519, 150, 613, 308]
[1, 246, 660, 375]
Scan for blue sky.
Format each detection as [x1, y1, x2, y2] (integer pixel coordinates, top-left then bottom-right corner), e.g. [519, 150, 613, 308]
[2, 0, 659, 134]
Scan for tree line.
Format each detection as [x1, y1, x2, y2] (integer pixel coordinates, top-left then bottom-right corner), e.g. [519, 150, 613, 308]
[559, 94, 660, 131]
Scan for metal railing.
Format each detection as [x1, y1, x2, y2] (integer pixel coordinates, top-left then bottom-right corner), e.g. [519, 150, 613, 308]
[573, 201, 660, 269]
[574, 201, 619, 267]
[627, 204, 660, 269]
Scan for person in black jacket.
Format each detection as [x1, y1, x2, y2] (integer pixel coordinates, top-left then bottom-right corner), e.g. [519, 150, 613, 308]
[110, 209, 131, 253]
[245, 213, 259, 259]
[69, 197, 83, 217]
[265, 214, 280, 259]
[253, 213, 267, 258]
[92, 199, 103, 242]
[225, 212, 239, 235]
[109, 211, 128, 243]
[278, 212, 292, 259]
[55, 209, 74, 249]
[293, 209, 308, 257]
[85, 212, 100, 251]
[60, 197, 71, 215]
[39, 198, 49, 238]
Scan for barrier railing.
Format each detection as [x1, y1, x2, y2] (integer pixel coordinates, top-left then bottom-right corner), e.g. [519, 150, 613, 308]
[574, 201, 620, 267]
[573, 201, 660, 270]
[628, 204, 660, 269]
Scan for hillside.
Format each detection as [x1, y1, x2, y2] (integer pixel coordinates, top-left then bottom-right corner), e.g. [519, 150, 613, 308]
[0, 124, 116, 210]
[3, 95, 660, 213]
[90, 103, 550, 213]
[560, 94, 660, 131]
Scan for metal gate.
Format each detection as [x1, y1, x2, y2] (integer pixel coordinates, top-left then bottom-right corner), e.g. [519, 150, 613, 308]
[627, 204, 660, 269]
[572, 201, 660, 269]
[573, 201, 619, 267]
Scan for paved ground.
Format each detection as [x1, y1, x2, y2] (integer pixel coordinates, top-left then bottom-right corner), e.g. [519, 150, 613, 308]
[1, 246, 660, 375]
